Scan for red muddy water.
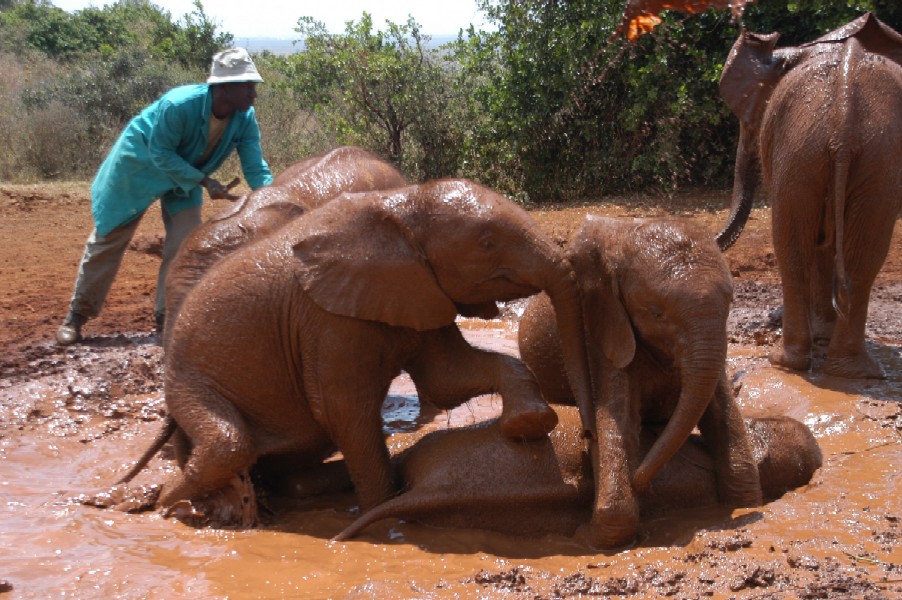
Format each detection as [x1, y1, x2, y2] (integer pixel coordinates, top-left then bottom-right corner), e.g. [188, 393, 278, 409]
[1, 184, 900, 598]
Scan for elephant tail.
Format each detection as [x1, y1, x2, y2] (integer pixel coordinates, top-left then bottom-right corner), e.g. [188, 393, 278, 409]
[830, 37, 861, 319]
[116, 415, 177, 484]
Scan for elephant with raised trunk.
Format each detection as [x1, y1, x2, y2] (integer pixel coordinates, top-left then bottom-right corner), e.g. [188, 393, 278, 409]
[335, 406, 820, 541]
[518, 215, 762, 547]
[139, 179, 594, 524]
[163, 146, 405, 341]
[716, 13, 902, 379]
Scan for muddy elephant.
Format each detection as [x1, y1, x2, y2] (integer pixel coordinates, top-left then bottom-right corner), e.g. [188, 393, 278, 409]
[163, 146, 406, 341]
[143, 179, 594, 523]
[517, 215, 762, 547]
[336, 406, 821, 541]
[716, 13, 902, 379]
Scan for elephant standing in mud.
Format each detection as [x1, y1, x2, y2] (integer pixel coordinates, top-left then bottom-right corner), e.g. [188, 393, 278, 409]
[716, 13, 902, 379]
[127, 179, 594, 524]
[335, 406, 821, 541]
[163, 146, 406, 340]
[517, 216, 762, 547]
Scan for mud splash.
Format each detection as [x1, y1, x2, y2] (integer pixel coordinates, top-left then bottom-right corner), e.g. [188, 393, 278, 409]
[1, 318, 900, 599]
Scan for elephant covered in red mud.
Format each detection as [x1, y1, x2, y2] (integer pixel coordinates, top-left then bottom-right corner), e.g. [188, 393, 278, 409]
[716, 14, 902, 379]
[336, 405, 820, 541]
[113, 179, 595, 527]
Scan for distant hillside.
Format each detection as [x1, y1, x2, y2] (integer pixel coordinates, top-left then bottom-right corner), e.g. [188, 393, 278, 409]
[235, 34, 460, 55]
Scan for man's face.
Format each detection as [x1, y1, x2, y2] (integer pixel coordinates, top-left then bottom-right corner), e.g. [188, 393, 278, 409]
[220, 82, 258, 112]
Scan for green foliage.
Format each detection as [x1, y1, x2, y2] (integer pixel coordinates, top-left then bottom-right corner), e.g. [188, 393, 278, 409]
[0, 0, 232, 68]
[281, 13, 466, 181]
[3, 0, 900, 200]
[447, 0, 899, 201]
[0, 0, 227, 180]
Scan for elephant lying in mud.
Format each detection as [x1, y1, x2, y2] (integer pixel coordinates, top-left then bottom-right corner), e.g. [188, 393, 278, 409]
[336, 406, 821, 541]
[518, 215, 762, 547]
[114, 179, 594, 526]
[716, 13, 902, 379]
[162, 145, 406, 340]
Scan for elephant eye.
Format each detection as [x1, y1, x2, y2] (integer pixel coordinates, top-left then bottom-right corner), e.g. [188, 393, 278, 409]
[648, 305, 665, 320]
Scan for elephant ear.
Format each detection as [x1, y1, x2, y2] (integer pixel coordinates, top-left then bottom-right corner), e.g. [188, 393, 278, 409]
[570, 230, 636, 370]
[719, 30, 788, 127]
[292, 203, 458, 331]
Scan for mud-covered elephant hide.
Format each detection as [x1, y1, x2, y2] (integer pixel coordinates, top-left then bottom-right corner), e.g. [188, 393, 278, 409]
[112, 179, 595, 526]
[163, 145, 406, 342]
[336, 405, 821, 541]
[716, 13, 902, 379]
[518, 215, 763, 547]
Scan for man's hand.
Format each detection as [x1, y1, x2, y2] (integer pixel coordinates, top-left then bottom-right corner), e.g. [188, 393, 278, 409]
[201, 177, 241, 201]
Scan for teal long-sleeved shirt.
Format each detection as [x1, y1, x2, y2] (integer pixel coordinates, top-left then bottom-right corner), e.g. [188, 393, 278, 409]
[90, 83, 273, 236]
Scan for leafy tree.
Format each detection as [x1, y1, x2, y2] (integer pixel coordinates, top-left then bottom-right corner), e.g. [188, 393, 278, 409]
[284, 13, 464, 179]
[0, 0, 231, 67]
[450, 0, 900, 200]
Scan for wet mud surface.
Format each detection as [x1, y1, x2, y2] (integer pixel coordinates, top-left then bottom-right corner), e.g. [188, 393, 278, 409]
[1, 184, 900, 598]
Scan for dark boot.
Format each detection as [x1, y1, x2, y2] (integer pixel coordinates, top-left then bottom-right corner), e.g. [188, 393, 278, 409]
[56, 312, 86, 346]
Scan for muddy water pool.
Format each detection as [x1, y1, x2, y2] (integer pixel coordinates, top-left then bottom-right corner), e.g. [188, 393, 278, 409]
[1, 321, 900, 599]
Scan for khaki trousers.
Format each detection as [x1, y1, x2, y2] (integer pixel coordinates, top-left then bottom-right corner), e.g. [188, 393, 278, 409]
[67, 203, 202, 320]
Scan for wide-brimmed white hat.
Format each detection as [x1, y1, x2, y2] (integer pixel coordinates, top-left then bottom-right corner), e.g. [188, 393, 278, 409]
[207, 47, 264, 84]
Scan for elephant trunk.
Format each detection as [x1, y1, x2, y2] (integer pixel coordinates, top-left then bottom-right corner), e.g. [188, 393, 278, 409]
[632, 334, 726, 493]
[715, 122, 761, 252]
[543, 260, 596, 438]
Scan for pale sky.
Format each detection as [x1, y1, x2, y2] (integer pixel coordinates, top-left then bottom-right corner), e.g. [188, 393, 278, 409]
[50, 0, 493, 38]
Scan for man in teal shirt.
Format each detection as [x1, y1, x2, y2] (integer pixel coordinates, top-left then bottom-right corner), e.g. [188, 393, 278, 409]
[57, 47, 273, 345]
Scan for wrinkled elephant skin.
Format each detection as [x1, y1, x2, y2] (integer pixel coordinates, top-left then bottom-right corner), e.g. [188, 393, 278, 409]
[155, 179, 594, 523]
[518, 215, 762, 547]
[716, 13, 902, 379]
[163, 146, 406, 343]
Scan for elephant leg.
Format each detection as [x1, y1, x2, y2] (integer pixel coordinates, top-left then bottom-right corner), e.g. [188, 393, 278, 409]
[158, 380, 257, 517]
[404, 325, 557, 440]
[697, 375, 762, 507]
[328, 408, 395, 511]
[810, 241, 837, 342]
[768, 170, 823, 372]
[172, 425, 191, 469]
[823, 190, 896, 379]
[578, 357, 640, 548]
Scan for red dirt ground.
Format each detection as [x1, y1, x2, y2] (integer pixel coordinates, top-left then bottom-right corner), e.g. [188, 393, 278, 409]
[1, 183, 900, 598]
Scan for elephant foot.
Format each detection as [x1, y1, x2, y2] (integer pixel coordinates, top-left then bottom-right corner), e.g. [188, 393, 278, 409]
[576, 506, 640, 549]
[166, 470, 259, 528]
[80, 483, 162, 513]
[824, 352, 885, 380]
[498, 401, 559, 440]
[717, 473, 763, 508]
[768, 346, 810, 372]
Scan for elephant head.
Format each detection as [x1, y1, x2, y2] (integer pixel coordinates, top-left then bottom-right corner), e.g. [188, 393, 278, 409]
[569, 216, 734, 490]
[292, 179, 595, 434]
[518, 215, 756, 547]
[716, 12, 902, 250]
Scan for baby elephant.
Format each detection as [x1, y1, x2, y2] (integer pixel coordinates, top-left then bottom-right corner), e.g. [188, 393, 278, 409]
[518, 215, 762, 548]
[337, 406, 821, 540]
[128, 179, 597, 526]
